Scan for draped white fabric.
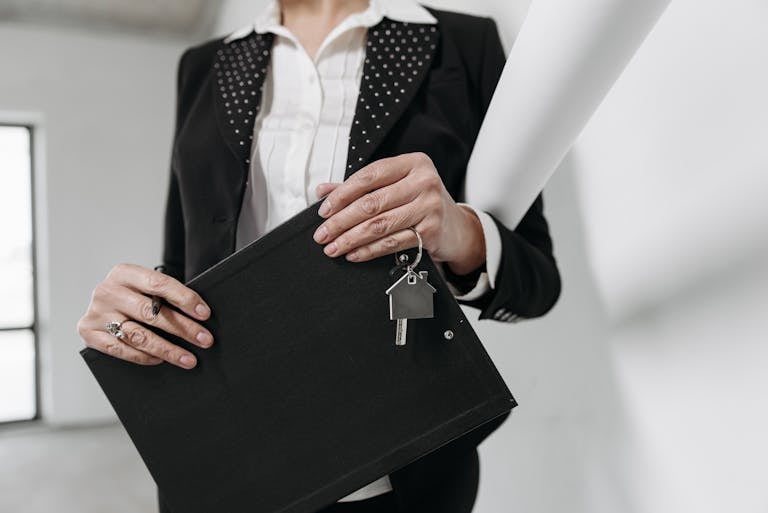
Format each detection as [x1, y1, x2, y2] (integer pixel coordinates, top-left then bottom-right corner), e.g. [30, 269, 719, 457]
[465, 0, 671, 228]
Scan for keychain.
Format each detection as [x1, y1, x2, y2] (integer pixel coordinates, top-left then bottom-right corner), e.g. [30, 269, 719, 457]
[385, 228, 436, 346]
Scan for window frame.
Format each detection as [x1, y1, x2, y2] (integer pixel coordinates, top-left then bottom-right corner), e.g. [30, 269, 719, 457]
[0, 122, 41, 425]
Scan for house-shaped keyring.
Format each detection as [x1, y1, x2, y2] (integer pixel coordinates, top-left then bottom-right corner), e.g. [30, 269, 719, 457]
[385, 271, 437, 320]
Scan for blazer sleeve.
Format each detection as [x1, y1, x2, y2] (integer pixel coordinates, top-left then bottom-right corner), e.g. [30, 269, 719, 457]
[457, 18, 562, 322]
[161, 49, 193, 283]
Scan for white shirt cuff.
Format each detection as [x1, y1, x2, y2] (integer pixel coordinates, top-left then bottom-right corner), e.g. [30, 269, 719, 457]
[440, 204, 502, 301]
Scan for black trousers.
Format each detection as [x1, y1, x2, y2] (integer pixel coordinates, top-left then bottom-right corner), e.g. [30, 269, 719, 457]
[158, 449, 479, 513]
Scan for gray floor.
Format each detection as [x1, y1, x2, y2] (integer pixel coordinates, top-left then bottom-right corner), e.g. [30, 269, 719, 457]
[0, 422, 156, 513]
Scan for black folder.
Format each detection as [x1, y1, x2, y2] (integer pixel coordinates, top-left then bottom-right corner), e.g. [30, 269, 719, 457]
[81, 202, 515, 513]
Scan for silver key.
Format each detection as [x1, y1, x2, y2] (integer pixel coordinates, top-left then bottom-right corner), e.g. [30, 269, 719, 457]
[395, 318, 408, 346]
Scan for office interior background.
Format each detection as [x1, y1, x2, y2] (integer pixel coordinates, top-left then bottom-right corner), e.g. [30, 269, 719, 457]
[1, 0, 766, 511]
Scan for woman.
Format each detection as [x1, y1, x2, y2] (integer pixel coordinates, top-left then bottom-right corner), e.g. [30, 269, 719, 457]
[77, 0, 561, 511]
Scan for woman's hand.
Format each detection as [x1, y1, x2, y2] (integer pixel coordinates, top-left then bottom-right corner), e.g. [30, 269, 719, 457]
[313, 152, 486, 275]
[77, 264, 213, 369]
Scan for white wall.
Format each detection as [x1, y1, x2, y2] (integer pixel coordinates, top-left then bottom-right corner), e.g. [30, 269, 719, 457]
[610, 258, 768, 513]
[212, 0, 265, 36]
[0, 23, 192, 424]
[576, 0, 768, 318]
[572, 0, 768, 511]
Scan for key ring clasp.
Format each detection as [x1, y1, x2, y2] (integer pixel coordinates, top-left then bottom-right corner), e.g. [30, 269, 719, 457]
[394, 227, 423, 271]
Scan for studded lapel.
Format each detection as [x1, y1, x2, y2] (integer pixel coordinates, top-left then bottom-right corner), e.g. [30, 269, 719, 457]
[212, 33, 274, 170]
[211, 19, 439, 180]
[345, 19, 440, 178]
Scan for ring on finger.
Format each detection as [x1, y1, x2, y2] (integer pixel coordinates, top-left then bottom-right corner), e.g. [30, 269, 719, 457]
[105, 320, 127, 340]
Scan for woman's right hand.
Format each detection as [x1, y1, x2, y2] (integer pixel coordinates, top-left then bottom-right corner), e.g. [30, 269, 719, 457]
[77, 263, 214, 369]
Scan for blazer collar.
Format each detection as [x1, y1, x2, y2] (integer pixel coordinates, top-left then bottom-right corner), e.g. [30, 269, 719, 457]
[212, 13, 439, 177]
[344, 18, 439, 178]
[212, 33, 275, 168]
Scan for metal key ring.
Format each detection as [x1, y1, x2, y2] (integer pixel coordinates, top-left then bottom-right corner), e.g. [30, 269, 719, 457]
[394, 227, 423, 270]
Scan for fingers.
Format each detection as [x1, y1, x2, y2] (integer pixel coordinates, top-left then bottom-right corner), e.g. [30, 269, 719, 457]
[312, 152, 447, 261]
[104, 283, 213, 348]
[77, 264, 213, 369]
[321, 202, 422, 259]
[317, 155, 414, 218]
[313, 177, 419, 246]
[84, 331, 163, 366]
[315, 182, 341, 198]
[343, 228, 421, 263]
[117, 320, 199, 369]
[85, 321, 198, 369]
[108, 263, 210, 322]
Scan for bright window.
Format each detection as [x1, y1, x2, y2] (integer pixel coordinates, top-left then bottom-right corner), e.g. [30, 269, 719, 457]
[0, 125, 38, 423]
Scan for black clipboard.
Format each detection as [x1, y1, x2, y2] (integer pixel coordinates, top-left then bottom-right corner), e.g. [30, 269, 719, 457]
[81, 202, 515, 513]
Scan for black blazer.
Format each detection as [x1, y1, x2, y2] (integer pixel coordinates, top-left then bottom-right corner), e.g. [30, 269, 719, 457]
[160, 7, 561, 513]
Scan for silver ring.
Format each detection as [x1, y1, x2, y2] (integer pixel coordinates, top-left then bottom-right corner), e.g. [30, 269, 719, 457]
[394, 227, 423, 269]
[105, 320, 126, 340]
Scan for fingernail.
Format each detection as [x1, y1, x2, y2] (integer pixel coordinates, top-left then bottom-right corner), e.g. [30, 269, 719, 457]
[318, 200, 331, 218]
[195, 303, 210, 317]
[325, 242, 338, 256]
[180, 354, 196, 367]
[313, 225, 328, 243]
[346, 251, 359, 262]
[196, 332, 213, 347]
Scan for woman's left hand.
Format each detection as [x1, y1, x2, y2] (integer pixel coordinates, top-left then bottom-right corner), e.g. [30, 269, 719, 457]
[313, 152, 485, 275]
